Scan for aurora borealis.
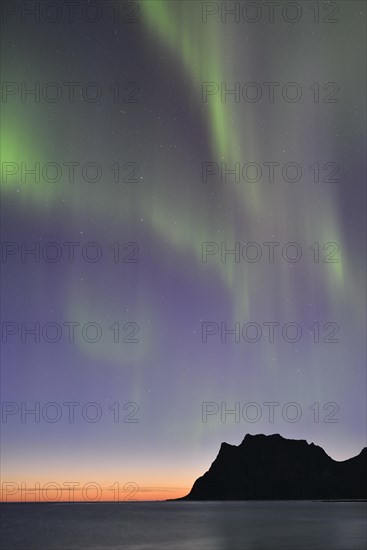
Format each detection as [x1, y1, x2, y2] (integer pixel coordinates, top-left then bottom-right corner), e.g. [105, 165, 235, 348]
[1, 1, 366, 501]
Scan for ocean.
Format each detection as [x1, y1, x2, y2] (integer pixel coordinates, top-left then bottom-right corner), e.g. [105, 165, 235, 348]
[1, 501, 366, 549]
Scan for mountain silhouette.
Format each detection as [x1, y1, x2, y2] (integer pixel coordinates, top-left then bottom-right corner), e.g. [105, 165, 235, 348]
[178, 434, 367, 500]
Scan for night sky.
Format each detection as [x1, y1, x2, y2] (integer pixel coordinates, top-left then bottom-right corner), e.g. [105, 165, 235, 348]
[1, 1, 366, 502]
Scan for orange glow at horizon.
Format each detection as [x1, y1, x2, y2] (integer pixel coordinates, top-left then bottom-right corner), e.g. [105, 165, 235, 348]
[1, 462, 201, 503]
[1, 481, 190, 503]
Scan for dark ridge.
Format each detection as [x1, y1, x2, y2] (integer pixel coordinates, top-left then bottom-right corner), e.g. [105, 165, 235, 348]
[175, 434, 367, 501]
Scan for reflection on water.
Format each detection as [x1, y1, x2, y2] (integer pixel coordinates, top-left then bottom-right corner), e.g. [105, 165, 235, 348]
[1, 501, 366, 550]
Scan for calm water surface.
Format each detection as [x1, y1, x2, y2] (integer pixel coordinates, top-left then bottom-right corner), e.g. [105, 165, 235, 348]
[1, 501, 366, 549]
